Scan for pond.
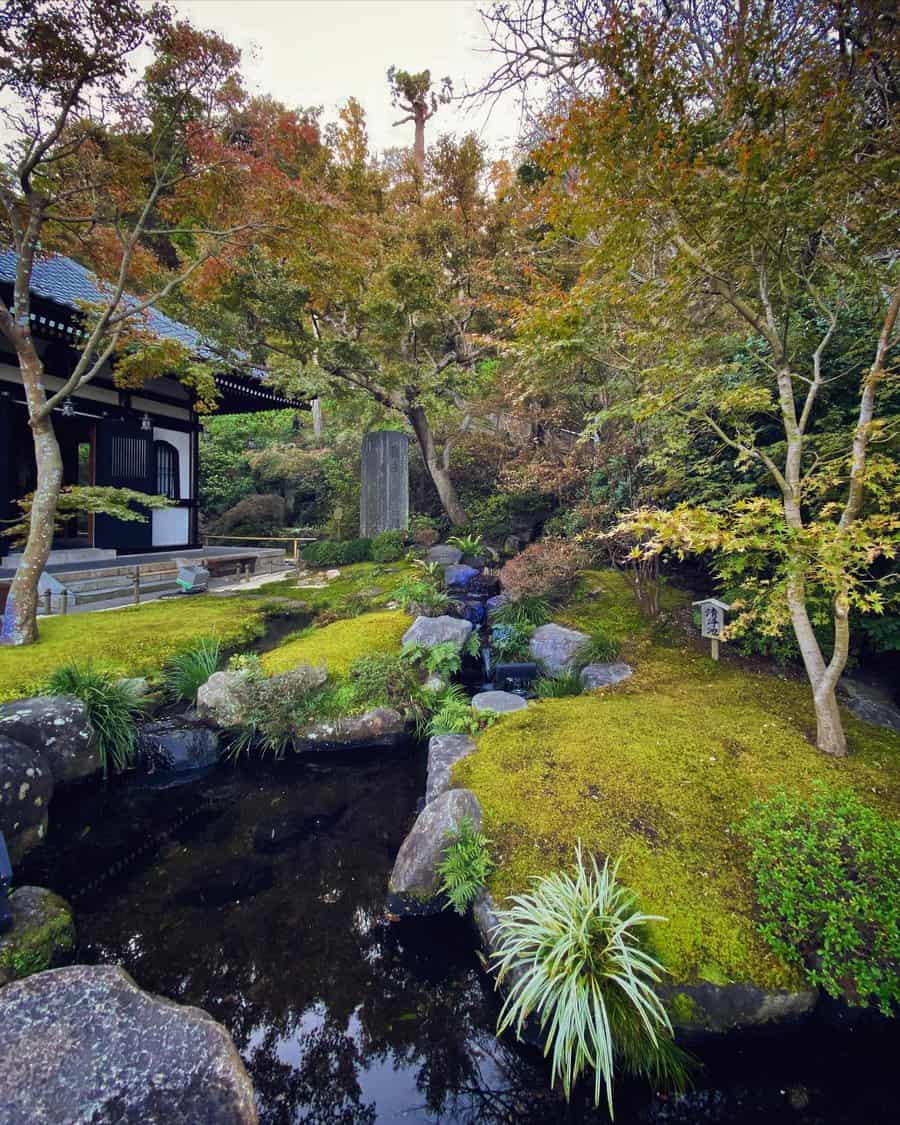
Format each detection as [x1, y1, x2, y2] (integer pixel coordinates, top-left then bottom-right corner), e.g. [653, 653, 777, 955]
[16, 747, 899, 1125]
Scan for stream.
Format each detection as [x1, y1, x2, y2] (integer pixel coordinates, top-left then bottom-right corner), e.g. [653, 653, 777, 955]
[16, 746, 899, 1124]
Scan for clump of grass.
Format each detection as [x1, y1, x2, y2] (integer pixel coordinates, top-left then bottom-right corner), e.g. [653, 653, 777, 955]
[165, 636, 222, 703]
[437, 816, 493, 915]
[492, 845, 689, 1116]
[574, 626, 620, 668]
[492, 596, 552, 628]
[45, 663, 145, 774]
[534, 671, 583, 698]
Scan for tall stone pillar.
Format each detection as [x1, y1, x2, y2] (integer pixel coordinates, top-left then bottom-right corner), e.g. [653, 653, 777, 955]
[360, 431, 409, 537]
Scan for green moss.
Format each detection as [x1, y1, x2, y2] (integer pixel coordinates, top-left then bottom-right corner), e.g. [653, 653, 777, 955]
[0, 595, 271, 704]
[454, 571, 900, 992]
[0, 890, 75, 985]
[261, 610, 411, 678]
[669, 992, 702, 1026]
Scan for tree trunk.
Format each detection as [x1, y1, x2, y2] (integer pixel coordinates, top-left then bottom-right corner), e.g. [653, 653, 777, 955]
[407, 404, 468, 526]
[785, 574, 848, 757]
[1, 409, 63, 646]
[413, 107, 426, 176]
[812, 683, 848, 758]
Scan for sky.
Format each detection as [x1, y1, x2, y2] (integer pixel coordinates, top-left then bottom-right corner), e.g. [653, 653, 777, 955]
[168, 0, 522, 158]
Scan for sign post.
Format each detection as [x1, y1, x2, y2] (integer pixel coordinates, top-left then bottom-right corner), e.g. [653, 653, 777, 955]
[693, 597, 730, 661]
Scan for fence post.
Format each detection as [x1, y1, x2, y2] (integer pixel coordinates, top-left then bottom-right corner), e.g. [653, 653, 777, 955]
[133, 566, 141, 605]
[61, 590, 69, 615]
[43, 589, 51, 616]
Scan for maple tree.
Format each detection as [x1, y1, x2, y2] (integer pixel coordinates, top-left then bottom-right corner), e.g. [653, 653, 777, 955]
[0, 0, 267, 645]
[483, 0, 899, 755]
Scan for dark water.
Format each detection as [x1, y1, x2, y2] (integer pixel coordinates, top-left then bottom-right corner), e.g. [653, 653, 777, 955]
[17, 749, 899, 1125]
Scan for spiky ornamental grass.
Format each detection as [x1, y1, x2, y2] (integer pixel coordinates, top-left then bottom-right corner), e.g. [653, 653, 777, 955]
[534, 671, 583, 698]
[165, 636, 221, 702]
[491, 845, 688, 1117]
[492, 595, 553, 629]
[45, 663, 145, 774]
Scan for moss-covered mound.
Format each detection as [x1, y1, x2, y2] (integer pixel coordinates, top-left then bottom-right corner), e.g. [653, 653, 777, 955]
[248, 561, 418, 614]
[0, 596, 270, 704]
[454, 570, 900, 993]
[261, 610, 410, 678]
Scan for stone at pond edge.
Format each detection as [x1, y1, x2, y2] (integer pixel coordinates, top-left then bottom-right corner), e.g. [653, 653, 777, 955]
[0, 695, 99, 784]
[138, 718, 221, 773]
[296, 707, 406, 751]
[426, 734, 476, 805]
[580, 662, 634, 690]
[425, 544, 463, 566]
[471, 691, 528, 714]
[402, 614, 473, 650]
[197, 670, 253, 729]
[0, 964, 258, 1123]
[528, 623, 590, 675]
[0, 886, 75, 987]
[387, 788, 482, 917]
[443, 564, 479, 590]
[0, 735, 53, 864]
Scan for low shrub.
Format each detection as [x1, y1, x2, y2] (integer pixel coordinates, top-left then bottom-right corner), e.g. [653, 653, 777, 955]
[348, 651, 422, 711]
[447, 532, 485, 558]
[227, 664, 340, 759]
[395, 578, 457, 618]
[403, 640, 467, 681]
[500, 539, 583, 603]
[227, 652, 262, 675]
[209, 493, 286, 537]
[165, 636, 221, 703]
[740, 784, 900, 1015]
[370, 530, 407, 563]
[490, 622, 534, 663]
[437, 816, 493, 915]
[492, 846, 688, 1114]
[574, 627, 620, 668]
[45, 663, 144, 774]
[302, 538, 372, 567]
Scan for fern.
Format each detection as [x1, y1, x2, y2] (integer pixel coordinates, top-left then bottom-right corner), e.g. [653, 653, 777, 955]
[437, 816, 493, 914]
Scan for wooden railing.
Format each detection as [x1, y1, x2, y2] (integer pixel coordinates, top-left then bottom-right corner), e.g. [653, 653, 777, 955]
[202, 533, 318, 566]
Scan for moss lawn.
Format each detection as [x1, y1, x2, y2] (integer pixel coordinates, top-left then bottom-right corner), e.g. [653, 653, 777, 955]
[454, 569, 900, 991]
[261, 609, 411, 679]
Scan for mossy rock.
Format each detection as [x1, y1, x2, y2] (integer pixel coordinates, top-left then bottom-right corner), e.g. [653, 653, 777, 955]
[454, 568, 900, 1010]
[261, 610, 410, 679]
[0, 886, 75, 986]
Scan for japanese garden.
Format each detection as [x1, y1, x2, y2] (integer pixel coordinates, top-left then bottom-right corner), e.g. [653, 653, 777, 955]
[0, 2, 897, 1122]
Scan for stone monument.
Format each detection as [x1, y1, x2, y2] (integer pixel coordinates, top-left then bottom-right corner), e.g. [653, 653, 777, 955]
[360, 431, 409, 536]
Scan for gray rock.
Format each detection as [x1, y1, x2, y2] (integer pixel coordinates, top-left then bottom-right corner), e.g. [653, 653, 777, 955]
[0, 695, 99, 785]
[0, 735, 53, 863]
[402, 614, 473, 650]
[426, 734, 476, 804]
[486, 594, 510, 617]
[117, 677, 152, 700]
[0, 886, 75, 987]
[471, 691, 528, 714]
[0, 964, 258, 1123]
[387, 788, 482, 916]
[839, 677, 900, 734]
[580, 662, 634, 690]
[139, 718, 220, 773]
[425, 544, 463, 566]
[196, 671, 253, 729]
[502, 535, 522, 556]
[528, 623, 590, 675]
[659, 981, 817, 1035]
[423, 674, 446, 694]
[297, 707, 406, 751]
[444, 564, 479, 590]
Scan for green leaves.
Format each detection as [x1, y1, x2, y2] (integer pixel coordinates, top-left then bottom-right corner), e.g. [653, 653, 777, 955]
[45, 663, 145, 775]
[436, 816, 493, 915]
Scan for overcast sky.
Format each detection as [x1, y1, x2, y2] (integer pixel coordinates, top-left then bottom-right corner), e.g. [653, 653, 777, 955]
[168, 0, 521, 157]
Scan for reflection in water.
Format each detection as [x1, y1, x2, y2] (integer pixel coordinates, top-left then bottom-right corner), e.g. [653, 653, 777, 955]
[18, 751, 899, 1124]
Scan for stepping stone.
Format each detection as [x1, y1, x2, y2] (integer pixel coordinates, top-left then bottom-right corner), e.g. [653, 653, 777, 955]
[471, 691, 528, 714]
[580, 663, 634, 690]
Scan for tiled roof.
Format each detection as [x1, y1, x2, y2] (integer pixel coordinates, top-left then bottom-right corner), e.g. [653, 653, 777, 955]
[0, 249, 219, 363]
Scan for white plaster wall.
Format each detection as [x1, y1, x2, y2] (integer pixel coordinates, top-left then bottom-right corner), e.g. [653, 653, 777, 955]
[151, 426, 192, 546]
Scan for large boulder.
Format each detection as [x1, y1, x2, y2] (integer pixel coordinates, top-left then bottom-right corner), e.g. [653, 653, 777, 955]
[0, 886, 75, 987]
[839, 677, 900, 734]
[0, 964, 258, 1123]
[443, 564, 479, 591]
[387, 788, 482, 916]
[0, 695, 99, 784]
[580, 662, 634, 690]
[196, 671, 253, 729]
[402, 614, 473, 650]
[426, 734, 476, 805]
[0, 735, 53, 863]
[528, 623, 590, 675]
[471, 690, 528, 714]
[425, 544, 463, 566]
[296, 707, 406, 751]
[138, 718, 220, 773]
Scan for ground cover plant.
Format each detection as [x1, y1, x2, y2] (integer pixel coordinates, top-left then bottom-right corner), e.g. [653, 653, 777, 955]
[492, 846, 687, 1114]
[261, 611, 410, 678]
[740, 784, 900, 1014]
[455, 570, 900, 1001]
[45, 664, 145, 774]
[0, 596, 270, 704]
